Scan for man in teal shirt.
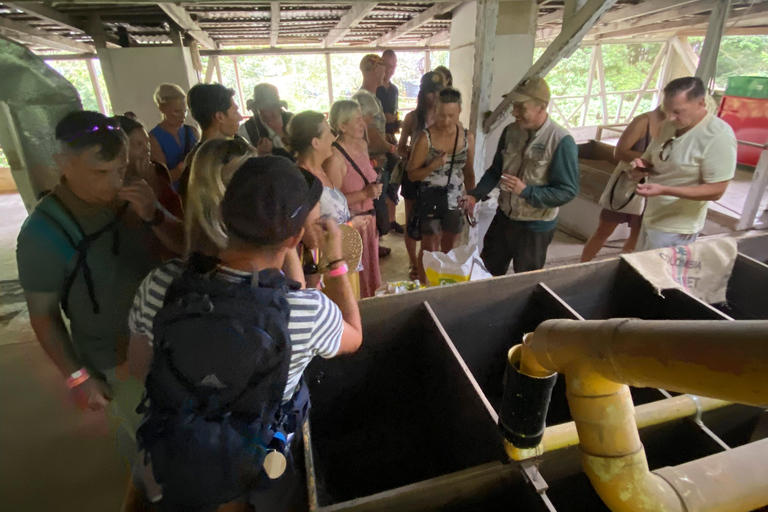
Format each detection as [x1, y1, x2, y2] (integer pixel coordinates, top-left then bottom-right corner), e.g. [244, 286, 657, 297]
[463, 77, 579, 275]
[17, 110, 183, 508]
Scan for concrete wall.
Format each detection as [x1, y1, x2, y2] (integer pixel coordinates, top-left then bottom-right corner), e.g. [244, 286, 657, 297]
[98, 46, 199, 128]
[449, 0, 536, 178]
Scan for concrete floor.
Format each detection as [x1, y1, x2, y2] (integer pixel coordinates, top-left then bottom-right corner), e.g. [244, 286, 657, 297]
[0, 194, 128, 511]
[0, 176, 761, 511]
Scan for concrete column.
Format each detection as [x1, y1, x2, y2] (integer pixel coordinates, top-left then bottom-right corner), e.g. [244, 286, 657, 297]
[450, 0, 537, 178]
[97, 46, 199, 127]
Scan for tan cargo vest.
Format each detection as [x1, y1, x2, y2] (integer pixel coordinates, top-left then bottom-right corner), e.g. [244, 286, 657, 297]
[498, 117, 571, 221]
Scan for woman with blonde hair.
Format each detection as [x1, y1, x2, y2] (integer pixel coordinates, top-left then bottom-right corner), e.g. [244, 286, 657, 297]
[288, 110, 368, 297]
[324, 100, 382, 298]
[184, 137, 256, 257]
[149, 83, 199, 186]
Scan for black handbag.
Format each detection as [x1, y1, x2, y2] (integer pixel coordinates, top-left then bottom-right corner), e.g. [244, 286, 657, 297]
[333, 142, 389, 236]
[407, 127, 460, 240]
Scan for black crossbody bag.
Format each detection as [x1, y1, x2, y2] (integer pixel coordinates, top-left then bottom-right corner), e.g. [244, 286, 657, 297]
[407, 127, 459, 240]
[333, 142, 390, 234]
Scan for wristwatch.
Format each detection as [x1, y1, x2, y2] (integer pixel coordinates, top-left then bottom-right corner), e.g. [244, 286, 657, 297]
[144, 205, 165, 227]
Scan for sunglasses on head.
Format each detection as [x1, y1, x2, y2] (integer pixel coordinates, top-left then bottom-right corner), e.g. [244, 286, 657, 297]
[65, 123, 121, 143]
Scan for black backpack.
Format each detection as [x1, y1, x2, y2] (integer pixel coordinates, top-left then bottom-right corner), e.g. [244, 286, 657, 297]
[34, 194, 128, 316]
[137, 259, 306, 510]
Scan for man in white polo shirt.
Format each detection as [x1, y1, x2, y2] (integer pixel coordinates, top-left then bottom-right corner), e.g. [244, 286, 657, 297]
[633, 76, 737, 251]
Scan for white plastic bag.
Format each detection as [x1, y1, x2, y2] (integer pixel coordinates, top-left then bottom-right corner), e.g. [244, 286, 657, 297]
[423, 245, 492, 287]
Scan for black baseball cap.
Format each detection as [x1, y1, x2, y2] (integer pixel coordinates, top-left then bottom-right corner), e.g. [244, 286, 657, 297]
[222, 156, 323, 246]
[420, 71, 445, 94]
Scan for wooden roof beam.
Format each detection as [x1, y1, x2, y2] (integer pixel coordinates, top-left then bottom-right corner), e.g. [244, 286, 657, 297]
[374, 2, 460, 46]
[600, 0, 702, 24]
[158, 3, 216, 49]
[590, 0, 715, 35]
[420, 29, 449, 46]
[322, 2, 376, 48]
[0, 15, 95, 53]
[538, 0, 702, 27]
[270, 2, 279, 47]
[538, 8, 564, 25]
[5, 2, 85, 31]
[5, 2, 122, 48]
[595, 1, 768, 40]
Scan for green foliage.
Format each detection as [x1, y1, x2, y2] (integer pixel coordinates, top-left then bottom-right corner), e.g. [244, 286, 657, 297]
[689, 35, 768, 89]
[537, 43, 663, 127]
[539, 36, 768, 128]
[47, 59, 113, 114]
[206, 51, 446, 116]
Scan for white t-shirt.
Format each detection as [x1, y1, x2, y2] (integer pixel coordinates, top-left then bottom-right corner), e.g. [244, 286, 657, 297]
[128, 260, 343, 402]
[642, 114, 737, 234]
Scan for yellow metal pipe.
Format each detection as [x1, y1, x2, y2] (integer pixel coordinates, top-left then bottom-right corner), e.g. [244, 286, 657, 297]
[532, 319, 768, 407]
[654, 438, 768, 512]
[515, 318, 768, 512]
[506, 337, 733, 461]
[506, 394, 732, 461]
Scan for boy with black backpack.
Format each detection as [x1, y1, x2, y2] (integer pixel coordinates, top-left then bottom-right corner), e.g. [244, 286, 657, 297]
[128, 156, 363, 511]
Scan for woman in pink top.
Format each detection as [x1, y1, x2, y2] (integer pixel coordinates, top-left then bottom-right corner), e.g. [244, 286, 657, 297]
[325, 100, 382, 298]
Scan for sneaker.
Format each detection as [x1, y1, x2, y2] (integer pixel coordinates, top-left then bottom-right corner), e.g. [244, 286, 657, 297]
[390, 221, 404, 234]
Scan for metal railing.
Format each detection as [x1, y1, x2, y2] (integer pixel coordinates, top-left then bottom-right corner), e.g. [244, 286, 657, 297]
[737, 140, 768, 231]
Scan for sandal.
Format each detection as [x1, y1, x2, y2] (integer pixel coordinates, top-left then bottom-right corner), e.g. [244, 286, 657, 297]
[379, 246, 392, 258]
[409, 265, 419, 281]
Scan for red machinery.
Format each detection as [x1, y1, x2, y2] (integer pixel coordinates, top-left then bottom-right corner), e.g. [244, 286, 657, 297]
[718, 76, 768, 167]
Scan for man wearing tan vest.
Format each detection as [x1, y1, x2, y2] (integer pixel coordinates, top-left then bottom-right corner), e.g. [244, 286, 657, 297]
[464, 77, 579, 275]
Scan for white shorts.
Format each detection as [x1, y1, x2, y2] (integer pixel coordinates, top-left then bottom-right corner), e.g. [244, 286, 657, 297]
[638, 227, 699, 252]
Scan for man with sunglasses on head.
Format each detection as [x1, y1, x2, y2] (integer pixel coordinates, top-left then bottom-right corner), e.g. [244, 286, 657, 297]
[16, 110, 184, 509]
[462, 77, 579, 275]
[631, 76, 736, 251]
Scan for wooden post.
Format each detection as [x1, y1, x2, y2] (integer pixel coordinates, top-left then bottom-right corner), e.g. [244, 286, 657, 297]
[86, 14, 108, 49]
[325, 53, 334, 110]
[696, 0, 732, 90]
[204, 55, 216, 83]
[232, 56, 246, 111]
[270, 2, 280, 48]
[215, 56, 223, 84]
[595, 45, 609, 124]
[468, 0, 499, 174]
[615, 93, 624, 123]
[672, 36, 700, 75]
[626, 41, 667, 121]
[581, 46, 597, 127]
[86, 58, 108, 115]
[563, 0, 589, 23]
[738, 146, 768, 230]
[425, 50, 431, 73]
[654, 39, 676, 108]
[169, 26, 184, 47]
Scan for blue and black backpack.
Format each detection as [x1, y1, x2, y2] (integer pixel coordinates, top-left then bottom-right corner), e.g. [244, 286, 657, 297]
[137, 256, 308, 510]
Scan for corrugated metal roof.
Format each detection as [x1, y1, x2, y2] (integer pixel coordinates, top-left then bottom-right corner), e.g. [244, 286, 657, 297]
[1, 1, 767, 54]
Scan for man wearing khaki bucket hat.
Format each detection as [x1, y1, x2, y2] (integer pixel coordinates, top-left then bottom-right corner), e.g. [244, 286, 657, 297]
[463, 76, 579, 275]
